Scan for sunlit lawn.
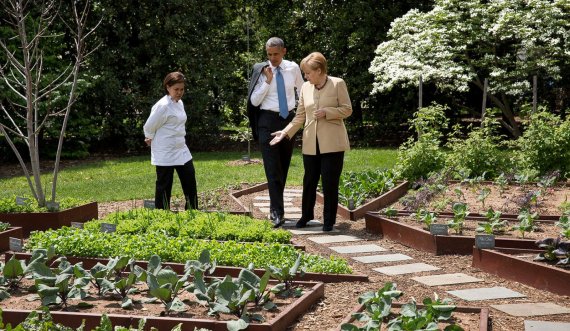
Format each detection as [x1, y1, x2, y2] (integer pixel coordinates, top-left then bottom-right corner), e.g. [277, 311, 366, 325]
[0, 148, 397, 202]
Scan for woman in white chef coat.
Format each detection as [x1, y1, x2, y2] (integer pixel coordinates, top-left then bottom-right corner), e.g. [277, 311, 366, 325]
[143, 71, 198, 210]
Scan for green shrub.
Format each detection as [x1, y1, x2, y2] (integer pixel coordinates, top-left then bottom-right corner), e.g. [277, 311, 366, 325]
[513, 110, 570, 177]
[338, 169, 396, 208]
[394, 104, 448, 182]
[445, 114, 509, 179]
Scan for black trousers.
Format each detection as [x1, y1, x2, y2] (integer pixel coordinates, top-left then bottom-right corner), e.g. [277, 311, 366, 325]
[155, 159, 198, 210]
[301, 147, 344, 227]
[258, 110, 296, 217]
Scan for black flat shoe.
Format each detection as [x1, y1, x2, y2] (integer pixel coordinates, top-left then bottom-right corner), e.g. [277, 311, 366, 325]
[295, 219, 308, 228]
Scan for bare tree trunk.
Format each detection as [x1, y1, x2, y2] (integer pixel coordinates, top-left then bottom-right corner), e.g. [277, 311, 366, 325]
[473, 78, 522, 138]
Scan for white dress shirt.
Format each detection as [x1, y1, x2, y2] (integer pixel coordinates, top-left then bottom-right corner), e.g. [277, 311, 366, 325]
[250, 59, 304, 112]
[143, 95, 192, 166]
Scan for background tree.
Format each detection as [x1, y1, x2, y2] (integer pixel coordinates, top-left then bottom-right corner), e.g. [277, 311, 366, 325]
[0, 0, 98, 206]
[369, 0, 570, 137]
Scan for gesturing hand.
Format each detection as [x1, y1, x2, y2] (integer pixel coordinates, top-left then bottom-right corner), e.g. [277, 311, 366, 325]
[269, 131, 287, 146]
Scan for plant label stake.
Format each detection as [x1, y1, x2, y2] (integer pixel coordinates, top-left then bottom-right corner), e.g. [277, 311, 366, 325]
[100, 223, 117, 233]
[15, 196, 28, 206]
[348, 198, 355, 210]
[143, 199, 155, 209]
[475, 234, 495, 249]
[71, 222, 84, 229]
[9, 237, 23, 252]
[430, 223, 449, 235]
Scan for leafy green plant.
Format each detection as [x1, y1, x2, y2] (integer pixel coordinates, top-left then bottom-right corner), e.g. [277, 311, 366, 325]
[25, 228, 352, 274]
[0, 196, 89, 213]
[27, 256, 90, 308]
[476, 209, 508, 235]
[85, 208, 292, 244]
[268, 253, 304, 296]
[387, 294, 462, 331]
[382, 206, 398, 218]
[0, 222, 10, 232]
[476, 187, 491, 209]
[146, 265, 191, 313]
[556, 214, 570, 239]
[415, 209, 437, 230]
[493, 173, 509, 197]
[338, 169, 396, 209]
[342, 282, 403, 330]
[341, 282, 463, 331]
[448, 202, 468, 234]
[512, 210, 538, 238]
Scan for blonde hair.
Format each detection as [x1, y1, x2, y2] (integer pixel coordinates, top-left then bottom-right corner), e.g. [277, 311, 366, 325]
[300, 52, 327, 75]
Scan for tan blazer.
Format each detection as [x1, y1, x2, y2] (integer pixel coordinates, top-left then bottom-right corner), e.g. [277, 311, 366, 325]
[283, 76, 352, 155]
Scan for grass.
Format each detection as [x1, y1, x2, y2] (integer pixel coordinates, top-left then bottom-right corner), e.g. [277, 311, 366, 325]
[0, 148, 397, 202]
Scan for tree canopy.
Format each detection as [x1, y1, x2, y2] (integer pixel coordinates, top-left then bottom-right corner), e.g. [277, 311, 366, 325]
[370, 0, 570, 137]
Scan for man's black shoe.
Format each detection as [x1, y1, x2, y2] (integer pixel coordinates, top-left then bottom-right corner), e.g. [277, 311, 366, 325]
[273, 214, 285, 228]
[295, 219, 308, 228]
[322, 225, 334, 232]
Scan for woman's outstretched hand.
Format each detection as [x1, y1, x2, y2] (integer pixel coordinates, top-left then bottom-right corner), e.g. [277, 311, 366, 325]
[269, 131, 287, 146]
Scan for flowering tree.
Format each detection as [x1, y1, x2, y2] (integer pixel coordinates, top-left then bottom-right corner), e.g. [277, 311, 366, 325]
[0, 0, 99, 207]
[369, 0, 570, 137]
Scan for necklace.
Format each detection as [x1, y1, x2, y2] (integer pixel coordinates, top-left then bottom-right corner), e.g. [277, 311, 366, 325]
[315, 76, 328, 90]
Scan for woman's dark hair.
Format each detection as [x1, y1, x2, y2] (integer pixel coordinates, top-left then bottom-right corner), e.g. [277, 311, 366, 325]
[163, 71, 186, 91]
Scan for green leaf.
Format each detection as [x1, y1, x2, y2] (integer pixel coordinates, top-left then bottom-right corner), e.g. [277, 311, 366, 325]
[166, 298, 188, 312]
[3, 257, 24, 279]
[227, 318, 248, 331]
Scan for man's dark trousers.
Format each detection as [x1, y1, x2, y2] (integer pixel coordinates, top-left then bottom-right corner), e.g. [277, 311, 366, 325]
[258, 109, 296, 218]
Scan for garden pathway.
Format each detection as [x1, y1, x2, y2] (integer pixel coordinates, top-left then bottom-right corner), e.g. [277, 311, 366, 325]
[249, 189, 570, 331]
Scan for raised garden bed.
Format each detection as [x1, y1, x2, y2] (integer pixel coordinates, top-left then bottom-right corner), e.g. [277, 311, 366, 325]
[0, 280, 324, 331]
[0, 201, 98, 236]
[472, 247, 570, 296]
[317, 181, 409, 221]
[5, 252, 368, 283]
[364, 212, 537, 255]
[0, 227, 23, 252]
[335, 303, 490, 331]
[230, 182, 268, 215]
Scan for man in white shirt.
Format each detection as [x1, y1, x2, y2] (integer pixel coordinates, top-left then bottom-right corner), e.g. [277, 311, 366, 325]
[247, 37, 304, 227]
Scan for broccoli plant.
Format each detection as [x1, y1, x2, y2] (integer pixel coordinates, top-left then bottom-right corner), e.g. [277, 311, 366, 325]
[476, 187, 491, 209]
[387, 294, 463, 331]
[415, 209, 437, 230]
[268, 253, 304, 297]
[476, 208, 508, 235]
[512, 210, 538, 238]
[448, 202, 469, 234]
[493, 173, 509, 197]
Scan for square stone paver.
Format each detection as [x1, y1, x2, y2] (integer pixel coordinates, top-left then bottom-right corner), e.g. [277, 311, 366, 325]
[412, 273, 483, 286]
[283, 192, 302, 197]
[373, 263, 440, 275]
[284, 188, 303, 193]
[525, 320, 570, 331]
[307, 235, 362, 244]
[492, 303, 570, 317]
[352, 254, 412, 264]
[447, 287, 526, 301]
[329, 244, 387, 254]
[284, 213, 302, 219]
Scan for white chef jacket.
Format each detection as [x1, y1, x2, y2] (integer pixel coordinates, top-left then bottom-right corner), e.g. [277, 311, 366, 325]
[143, 95, 192, 166]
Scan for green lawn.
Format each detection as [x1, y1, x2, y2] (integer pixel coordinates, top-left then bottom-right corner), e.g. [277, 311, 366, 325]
[0, 148, 397, 202]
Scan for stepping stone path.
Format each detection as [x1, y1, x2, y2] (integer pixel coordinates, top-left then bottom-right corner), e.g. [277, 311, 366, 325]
[249, 187, 570, 328]
[524, 320, 570, 331]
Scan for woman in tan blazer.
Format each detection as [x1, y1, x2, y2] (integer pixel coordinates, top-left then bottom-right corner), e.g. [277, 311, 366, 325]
[270, 52, 352, 231]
